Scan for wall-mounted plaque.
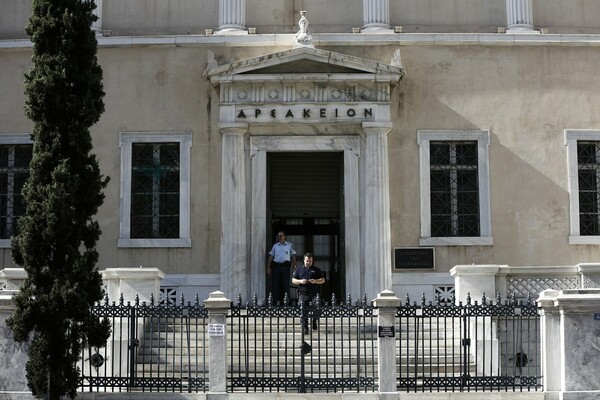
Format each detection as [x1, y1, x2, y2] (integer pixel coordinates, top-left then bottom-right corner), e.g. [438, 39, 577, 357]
[378, 326, 395, 338]
[393, 247, 435, 270]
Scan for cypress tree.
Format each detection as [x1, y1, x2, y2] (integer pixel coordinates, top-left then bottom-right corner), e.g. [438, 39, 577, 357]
[7, 0, 110, 398]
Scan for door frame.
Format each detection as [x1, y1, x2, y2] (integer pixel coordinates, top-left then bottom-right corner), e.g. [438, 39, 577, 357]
[250, 136, 361, 302]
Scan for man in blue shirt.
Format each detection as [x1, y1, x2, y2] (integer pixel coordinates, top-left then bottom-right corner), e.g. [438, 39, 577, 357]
[292, 253, 325, 334]
[267, 230, 297, 304]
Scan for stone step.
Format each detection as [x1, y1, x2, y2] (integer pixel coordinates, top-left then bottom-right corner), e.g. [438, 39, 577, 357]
[133, 363, 468, 375]
[140, 327, 460, 346]
[135, 353, 467, 365]
[143, 322, 461, 333]
[136, 346, 465, 358]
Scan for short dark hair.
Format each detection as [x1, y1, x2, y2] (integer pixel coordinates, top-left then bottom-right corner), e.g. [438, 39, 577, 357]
[304, 252, 313, 259]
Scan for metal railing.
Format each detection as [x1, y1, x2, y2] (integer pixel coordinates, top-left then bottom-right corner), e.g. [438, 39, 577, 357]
[396, 293, 541, 393]
[228, 294, 377, 393]
[78, 291, 541, 394]
[79, 294, 208, 393]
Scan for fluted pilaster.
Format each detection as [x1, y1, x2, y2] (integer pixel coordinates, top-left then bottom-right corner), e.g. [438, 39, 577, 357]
[218, 0, 247, 34]
[363, 123, 392, 299]
[506, 0, 534, 32]
[362, 0, 392, 32]
[219, 124, 248, 299]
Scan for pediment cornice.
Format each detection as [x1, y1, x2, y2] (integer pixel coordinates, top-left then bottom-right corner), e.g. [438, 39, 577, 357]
[205, 46, 404, 85]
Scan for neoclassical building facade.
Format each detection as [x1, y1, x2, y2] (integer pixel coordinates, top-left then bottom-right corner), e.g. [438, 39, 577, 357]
[2, 0, 600, 303]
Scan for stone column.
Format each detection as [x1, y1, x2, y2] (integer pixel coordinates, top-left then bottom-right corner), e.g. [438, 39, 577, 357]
[538, 289, 600, 398]
[363, 123, 392, 299]
[204, 291, 231, 393]
[373, 290, 400, 393]
[450, 265, 500, 303]
[217, 0, 247, 34]
[362, 0, 392, 32]
[250, 149, 267, 301]
[102, 267, 165, 304]
[219, 123, 248, 300]
[344, 149, 361, 298]
[537, 289, 562, 395]
[506, 0, 534, 32]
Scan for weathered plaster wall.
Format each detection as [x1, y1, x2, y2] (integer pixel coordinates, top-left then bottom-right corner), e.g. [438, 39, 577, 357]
[103, 0, 218, 36]
[386, 44, 600, 271]
[0, 0, 31, 39]
[3, 42, 600, 276]
[93, 46, 221, 274]
[3, 0, 600, 38]
[390, 0, 505, 33]
[533, 0, 600, 33]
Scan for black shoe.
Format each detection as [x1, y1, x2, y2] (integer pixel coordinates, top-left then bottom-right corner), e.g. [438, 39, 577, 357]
[312, 320, 318, 331]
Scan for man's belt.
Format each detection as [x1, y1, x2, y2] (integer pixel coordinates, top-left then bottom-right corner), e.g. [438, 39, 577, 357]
[273, 261, 291, 266]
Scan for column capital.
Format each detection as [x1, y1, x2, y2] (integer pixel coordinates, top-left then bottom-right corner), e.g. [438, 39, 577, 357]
[219, 122, 248, 135]
[373, 289, 401, 308]
[218, 123, 248, 135]
[204, 290, 232, 311]
[362, 122, 392, 135]
[536, 288, 560, 313]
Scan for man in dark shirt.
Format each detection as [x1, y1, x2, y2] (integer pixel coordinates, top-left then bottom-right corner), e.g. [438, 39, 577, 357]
[292, 252, 325, 334]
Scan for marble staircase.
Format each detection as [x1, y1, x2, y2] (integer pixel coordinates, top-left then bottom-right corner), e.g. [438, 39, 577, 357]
[133, 317, 472, 384]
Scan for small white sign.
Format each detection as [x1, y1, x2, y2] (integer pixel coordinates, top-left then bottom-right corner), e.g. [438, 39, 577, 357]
[208, 323, 225, 336]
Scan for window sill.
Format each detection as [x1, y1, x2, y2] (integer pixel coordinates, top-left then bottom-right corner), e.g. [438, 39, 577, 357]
[419, 237, 493, 246]
[0, 239, 11, 248]
[118, 238, 192, 248]
[569, 235, 600, 245]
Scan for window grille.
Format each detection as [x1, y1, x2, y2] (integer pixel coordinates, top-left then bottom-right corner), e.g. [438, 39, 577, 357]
[130, 142, 180, 238]
[0, 144, 32, 239]
[577, 141, 600, 235]
[429, 141, 479, 237]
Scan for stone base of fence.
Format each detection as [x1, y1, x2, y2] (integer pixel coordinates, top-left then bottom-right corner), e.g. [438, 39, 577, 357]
[538, 289, 600, 400]
[73, 392, 546, 400]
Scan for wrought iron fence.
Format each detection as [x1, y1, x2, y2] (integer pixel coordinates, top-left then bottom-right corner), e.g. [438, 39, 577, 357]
[79, 294, 209, 393]
[228, 294, 377, 393]
[78, 291, 541, 394]
[396, 293, 541, 393]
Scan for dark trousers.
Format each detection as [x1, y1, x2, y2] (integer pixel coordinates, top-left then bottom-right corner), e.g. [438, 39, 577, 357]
[272, 262, 290, 304]
[299, 293, 319, 330]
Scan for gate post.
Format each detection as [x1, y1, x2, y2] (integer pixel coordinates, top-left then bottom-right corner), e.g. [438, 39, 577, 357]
[373, 290, 400, 394]
[204, 291, 231, 393]
[538, 288, 600, 399]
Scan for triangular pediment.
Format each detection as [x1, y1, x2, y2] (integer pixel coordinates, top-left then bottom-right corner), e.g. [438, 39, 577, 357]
[206, 46, 403, 84]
